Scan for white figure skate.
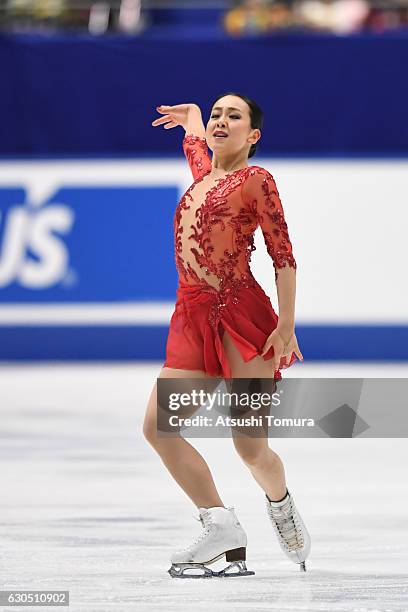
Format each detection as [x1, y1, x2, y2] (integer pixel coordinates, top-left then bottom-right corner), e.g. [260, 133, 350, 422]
[168, 506, 255, 578]
[265, 489, 311, 571]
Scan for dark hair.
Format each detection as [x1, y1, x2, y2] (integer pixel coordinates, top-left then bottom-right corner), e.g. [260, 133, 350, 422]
[210, 92, 263, 159]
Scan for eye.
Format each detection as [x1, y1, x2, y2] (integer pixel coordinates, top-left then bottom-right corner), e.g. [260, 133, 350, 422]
[210, 114, 241, 119]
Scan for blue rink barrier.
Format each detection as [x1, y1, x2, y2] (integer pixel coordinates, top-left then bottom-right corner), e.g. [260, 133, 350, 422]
[0, 185, 177, 302]
[1, 32, 408, 157]
[1, 325, 407, 362]
[1, 162, 407, 362]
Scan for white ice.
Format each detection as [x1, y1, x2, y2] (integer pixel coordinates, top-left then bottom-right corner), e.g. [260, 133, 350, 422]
[0, 361, 407, 612]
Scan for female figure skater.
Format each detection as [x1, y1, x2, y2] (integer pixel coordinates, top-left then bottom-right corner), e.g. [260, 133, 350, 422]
[143, 93, 311, 578]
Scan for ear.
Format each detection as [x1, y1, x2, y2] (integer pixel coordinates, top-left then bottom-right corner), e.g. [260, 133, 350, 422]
[248, 128, 261, 146]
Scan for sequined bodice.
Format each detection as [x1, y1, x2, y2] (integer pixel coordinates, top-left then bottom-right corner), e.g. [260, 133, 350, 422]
[176, 167, 256, 291]
[174, 134, 297, 317]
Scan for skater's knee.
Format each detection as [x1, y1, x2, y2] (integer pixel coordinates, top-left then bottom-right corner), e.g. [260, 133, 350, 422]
[232, 437, 268, 467]
[143, 413, 158, 446]
[143, 412, 181, 451]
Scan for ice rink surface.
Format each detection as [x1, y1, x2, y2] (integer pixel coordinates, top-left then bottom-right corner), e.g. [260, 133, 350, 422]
[1, 361, 407, 612]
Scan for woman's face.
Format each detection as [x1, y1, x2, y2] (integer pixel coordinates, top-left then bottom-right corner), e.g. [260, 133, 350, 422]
[205, 95, 260, 157]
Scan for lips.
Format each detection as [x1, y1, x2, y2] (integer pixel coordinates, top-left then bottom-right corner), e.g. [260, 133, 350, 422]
[214, 130, 228, 137]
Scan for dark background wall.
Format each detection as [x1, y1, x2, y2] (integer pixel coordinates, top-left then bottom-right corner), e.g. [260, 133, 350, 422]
[1, 32, 408, 157]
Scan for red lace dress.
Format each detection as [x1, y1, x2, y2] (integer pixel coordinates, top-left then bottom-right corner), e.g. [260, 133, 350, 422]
[163, 134, 298, 380]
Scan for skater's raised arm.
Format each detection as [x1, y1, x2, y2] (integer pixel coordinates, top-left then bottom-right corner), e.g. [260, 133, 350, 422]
[182, 133, 212, 181]
[184, 104, 206, 139]
[152, 103, 212, 180]
[151, 103, 205, 138]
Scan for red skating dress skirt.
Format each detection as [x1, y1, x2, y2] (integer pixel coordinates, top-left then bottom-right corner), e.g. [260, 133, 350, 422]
[163, 134, 299, 381]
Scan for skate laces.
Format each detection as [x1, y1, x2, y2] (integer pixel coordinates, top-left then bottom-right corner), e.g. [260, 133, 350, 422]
[179, 509, 214, 552]
[267, 497, 304, 551]
[193, 507, 234, 526]
[197, 508, 214, 529]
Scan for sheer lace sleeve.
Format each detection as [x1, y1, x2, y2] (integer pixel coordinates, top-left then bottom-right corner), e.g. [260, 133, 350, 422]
[182, 134, 212, 181]
[242, 167, 297, 281]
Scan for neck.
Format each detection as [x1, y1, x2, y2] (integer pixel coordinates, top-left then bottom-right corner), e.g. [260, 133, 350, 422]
[209, 152, 248, 176]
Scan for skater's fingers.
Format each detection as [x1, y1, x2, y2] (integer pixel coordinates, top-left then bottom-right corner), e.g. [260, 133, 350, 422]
[294, 338, 304, 361]
[164, 120, 178, 129]
[156, 105, 175, 114]
[157, 104, 186, 112]
[155, 106, 184, 119]
[152, 115, 172, 126]
[274, 348, 283, 372]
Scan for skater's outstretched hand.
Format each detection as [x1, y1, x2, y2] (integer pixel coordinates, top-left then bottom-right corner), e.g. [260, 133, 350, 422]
[151, 103, 205, 136]
[261, 328, 303, 372]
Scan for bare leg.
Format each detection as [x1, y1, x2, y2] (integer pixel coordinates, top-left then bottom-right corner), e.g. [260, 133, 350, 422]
[222, 329, 288, 501]
[143, 366, 225, 509]
[232, 436, 287, 502]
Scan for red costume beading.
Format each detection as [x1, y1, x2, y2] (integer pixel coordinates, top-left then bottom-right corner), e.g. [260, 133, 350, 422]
[164, 134, 298, 379]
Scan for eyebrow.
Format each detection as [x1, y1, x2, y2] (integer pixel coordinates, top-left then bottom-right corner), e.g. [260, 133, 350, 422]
[212, 106, 243, 112]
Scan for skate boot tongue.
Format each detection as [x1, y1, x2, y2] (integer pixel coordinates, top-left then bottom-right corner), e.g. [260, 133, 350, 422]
[198, 506, 233, 527]
[199, 506, 228, 518]
[267, 490, 290, 507]
[198, 508, 211, 526]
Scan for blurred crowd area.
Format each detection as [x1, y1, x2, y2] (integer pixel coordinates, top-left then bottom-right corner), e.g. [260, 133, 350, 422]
[225, 0, 408, 35]
[0, 0, 407, 35]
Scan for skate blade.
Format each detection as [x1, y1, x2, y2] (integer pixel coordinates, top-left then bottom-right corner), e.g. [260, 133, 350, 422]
[168, 561, 255, 579]
[299, 561, 306, 572]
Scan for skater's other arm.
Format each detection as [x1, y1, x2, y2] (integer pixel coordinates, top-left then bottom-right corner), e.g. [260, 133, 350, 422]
[242, 168, 301, 364]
